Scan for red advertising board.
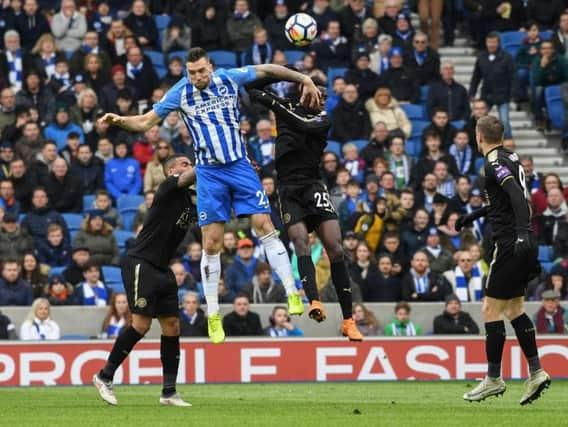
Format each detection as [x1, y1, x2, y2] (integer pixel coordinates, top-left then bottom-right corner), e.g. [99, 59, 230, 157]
[0, 337, 566, 386]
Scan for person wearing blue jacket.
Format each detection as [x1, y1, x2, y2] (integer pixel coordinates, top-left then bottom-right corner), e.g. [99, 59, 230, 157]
[43, 103, 85, 150]
[104, 141, 142, 200]
[0, 259, 33, 306]
[224, 238, 259, 296]
[35, 223, 71, 268]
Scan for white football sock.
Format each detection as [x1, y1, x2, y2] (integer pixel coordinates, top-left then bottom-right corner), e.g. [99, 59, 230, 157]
[260, 231, 297, 296]
[200, 251, 221, 315]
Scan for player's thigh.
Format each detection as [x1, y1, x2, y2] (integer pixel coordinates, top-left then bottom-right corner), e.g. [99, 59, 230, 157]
[227, 159, 271, 217]
[317, 219, 344, 260]
[482, 296, 508, 321]
[195, 165, 231, 226]
[154, 267, 181, 320]
[122, 258, 160, 317]
[484, 239, 527, 300]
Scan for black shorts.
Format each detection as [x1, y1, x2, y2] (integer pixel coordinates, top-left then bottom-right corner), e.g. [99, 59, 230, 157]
[485, 237, 539, 300]
[121, 255, 179, 318]
[278, 182, 338, 232]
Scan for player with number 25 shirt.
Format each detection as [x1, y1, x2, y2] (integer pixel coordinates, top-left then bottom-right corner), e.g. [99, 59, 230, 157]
[249, 84, 363, 341]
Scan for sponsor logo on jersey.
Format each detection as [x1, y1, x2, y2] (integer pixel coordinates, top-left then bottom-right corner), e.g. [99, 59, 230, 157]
[494, 165, 512, 180]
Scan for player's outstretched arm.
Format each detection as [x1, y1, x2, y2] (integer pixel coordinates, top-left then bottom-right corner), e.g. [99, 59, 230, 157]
[98, 110, 162, 133]
[254, 64, 321, 109]
[455, 206, 488, 231]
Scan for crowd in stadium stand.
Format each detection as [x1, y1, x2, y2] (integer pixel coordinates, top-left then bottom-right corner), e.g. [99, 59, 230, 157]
[0, 0, 567, 339]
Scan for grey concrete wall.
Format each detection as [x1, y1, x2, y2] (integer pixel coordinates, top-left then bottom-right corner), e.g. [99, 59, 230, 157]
[0, 302, 547, 339]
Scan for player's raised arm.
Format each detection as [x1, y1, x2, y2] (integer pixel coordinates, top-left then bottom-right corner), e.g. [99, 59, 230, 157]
[455, 206, 488, 231]
[98, 110, 162, 133]
[253, 64, 321, 109]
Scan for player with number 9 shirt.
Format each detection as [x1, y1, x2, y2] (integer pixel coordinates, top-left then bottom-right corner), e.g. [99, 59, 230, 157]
[248, 80, 363, 341]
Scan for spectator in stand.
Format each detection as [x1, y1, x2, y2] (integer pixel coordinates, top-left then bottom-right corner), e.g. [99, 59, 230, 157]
[439, 210, 476, 252]
[534, 269, 568, 301]
[123, 0, 158, 50]
[179, 292, 207, 337]
[449, 175, 472, 214]
[0, 258, 33, 305]
[73, 263, 111, 306]
[0, 88, 16, 134]
[537, 188, 567, 245]
[159, 111, 181, 144]
[242, 261, 286, 304]
[15, 0, 49, 51]
[181, 242, 202, 284]
[402, 249, 452, 301]
[431, 192, 449, 226]
[514, 21, 542, 103]
[44, 157, 83, 213]
[553, 12, 568, 62]
[345, 52, 382, 102]
[0, 179, 19, 215]
[58, 132, 81, 167]
[91, 189, 121, 229]
[433, 293, 480, 334]
[384, 301, 422, 336]
[44, 104, 84, 151]
[20, 298, 60, 340]
[338, 179, 363, 229]
[22, 187, 69, 248]
[464, 98, 488, 152]
[422, 108, 456, 151]
[433, 161, 455, 199]
[63, 246, 91, 286]
[45, 273, 73, 306]
[29, 33, 59, 81]
[264, 305, 303, 337]
[299, 52, 328, 87]
[348, 241, 380, 295]
[170, 258, 200, 304]
[307, 0, 338, 36]
[534, 290, 567, 334]
[520, 154, 541, 196]
[378, 230, 409, 275]
[15, 122, 43, 169]
[161, 16, 191, 55]
[95, 138, 114, 164]
[423, 226, 454, 275]
[35, 223, 71, 269]
[531, 41, 568, 131]
[225, 238, 259, 296]
[339, 0, 372, 42]
[70, 144, 105, 195]
[143, 141, 173, 193]
[414, 173, 438, 213]
[0, 307, 17, 338]
[360, 122, 388, 174]
[401, 208, 430, 256]
[365, 87, 412, 138]
[427, 62, 470, 121]
[16, 71, 55, 128]
[449, 130, 475, 176]
[226, 0, 262, 57]
[368, 254, 402, 301]
[243, 27, 274, 66]
[133, 190, 153, 230]
[380, 47, 419, 104]
[191, 3, 228, 52]
[223, 293, 263, 336]
[378, 0, 401, 36]
[0, 30, 36, 92]
[320, 151, 340, 189]
[247, 119, 275, 175]
[0, 143, 14, 180]
[443, 250, 484, 302]
[73, 210, 119, 266]
[369, 34, 393, 76]
[384, 134, 413, 190]
[160, 56, 184, 89]
[70, 89, 102, 142]
[311, 19, 350, 71]
[101, 65, 138, 113]
[415, 132, 457, 186]
[21, 251, 47, 298]
[330, 84, 371, 144]
[405, 32, 440, 86]
[104, 141, 142, 200]
[0, 211, 34, 260]
[469, 32, 515, 139]
[263, 1, 289, 52]
[469, 0, 524, 49]
[121, 45, 158, 103]
[351, 17, 380, 62]
[391, 12, 415, 53]
[532, 173, 568, 215]
[341, 143, 365, 183]
[100, 292, 131, 339]
[50, 0, 87, 52]
[526, 0, 564, 31]
[351, 303, 380, 336]
[69, 31, 111, 78]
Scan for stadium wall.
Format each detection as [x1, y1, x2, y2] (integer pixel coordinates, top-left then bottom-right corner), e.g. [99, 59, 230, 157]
[0, 337, 566, 386]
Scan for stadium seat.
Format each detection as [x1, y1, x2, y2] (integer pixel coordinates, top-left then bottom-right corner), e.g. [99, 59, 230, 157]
[48, 266, 66, 278]
[451, 120, 465, 130]
[154, 66, 167, 79]
[120, 208, 138, 231]
[62, 213, 84, 232]
[114, 230, 134, 255]
[117, 195, 144, 212]
[538, 245, 553, 263]
[167, 50, 186, 63]
[208, 50, 238, 69]
[406, 137, 422, 158]
[283, 50, 305, 64]
[541, 262, 554, 273]
[474, 157, 484, 173]
[327, 67, 348, 90]
[154, 15, 171, 32]
[540, 30, 553, 40]
[60, 334, 90, 340]
[347, 139, 368, 152]
[420, 85, 429, 104]
[83, 195, 95, 211]
[64, 51, 73, 60]
[499, 31, 525, 57]
[326, 140, 342, 157]
[102, 265, 124, 292]
[18, 213, 25, 223]
[545, 85, 564, 130]
[146, 50, 165, 69]
[240, 51, 249, 66]
[410, 120, 430, 141]
[70, 230, 78, 242]
[400, 104, 426, 120]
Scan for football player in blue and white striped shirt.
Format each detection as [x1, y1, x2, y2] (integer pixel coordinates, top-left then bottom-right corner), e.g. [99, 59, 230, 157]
[99, 47, 321, 344]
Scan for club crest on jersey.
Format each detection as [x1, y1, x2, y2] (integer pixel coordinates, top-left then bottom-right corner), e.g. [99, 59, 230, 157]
[218, 86, 228, 96]
[199, 211, 207, 221]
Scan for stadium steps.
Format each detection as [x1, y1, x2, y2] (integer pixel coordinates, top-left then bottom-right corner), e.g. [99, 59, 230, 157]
[439, 39, 568, 182]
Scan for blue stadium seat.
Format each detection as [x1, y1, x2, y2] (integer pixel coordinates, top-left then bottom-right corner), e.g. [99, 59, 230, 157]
[18, 213, 26, 223]
[64, 51, 73, 60]
[102, 265, 124, 292]
[420, 85, 429, 104]
[283, 50, 305, 64]
[62, 213, 84, 232]
[538, 245, 553, 263]
[545, 85, 564, 129]
[400, 104, 426, 120]
[474, 157, 485, 173]
[208, 50, 237, 69]
[117, 195, 144, 212]
[347, 139, 368, 152]
[451, 120, 465, 130]
[240, 51, 249, 66]
[120, 208, 138, 231]
[406, 137, 422, 158]
[167, 50, 186, 64]
[540, 30, 553, 40]
[48, 266, 66, 278]
[499, 31, 525, 57]
[410, 120, 430, 140]
[327, 67, 348, 90]
[70, 230, 78, 242]
[146, 50, 165, 69]
[83, 194, 95, 211]
[326, 140, 342, 157]
[541, 262, 554, 273]
[60, 334, 90, 340]
[154, 66, 167, 79]
[154, 15, 171, 32]
[114, 230, 134, 255]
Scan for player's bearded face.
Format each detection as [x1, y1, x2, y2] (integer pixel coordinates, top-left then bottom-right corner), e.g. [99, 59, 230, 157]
[187, 58, 213, 90]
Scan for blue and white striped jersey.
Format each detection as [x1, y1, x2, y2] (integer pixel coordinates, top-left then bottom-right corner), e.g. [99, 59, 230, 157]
[153, 66, 257, 165]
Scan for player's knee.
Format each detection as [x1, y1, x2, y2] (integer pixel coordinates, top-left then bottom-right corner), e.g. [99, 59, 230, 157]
[160, 317, 180, 336]
[292, 238, 310, 256]
[326, 242, 344, 263]
[203, 237, 222, 254]
[132, 319, 151, 336]
[252, 214, 272, 235]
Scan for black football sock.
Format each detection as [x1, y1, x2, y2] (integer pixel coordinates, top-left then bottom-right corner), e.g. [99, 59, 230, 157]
[331, 261, 352, 319]
[297, 255, 319, 303]
[485, 321, 506, 379]
[511, 313, 542, 374]
[99, 327, 144, 381]
[161, 335, 180, 397]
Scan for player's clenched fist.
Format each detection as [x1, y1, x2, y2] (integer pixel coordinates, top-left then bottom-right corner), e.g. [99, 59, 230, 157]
[98, 113, 122, 127]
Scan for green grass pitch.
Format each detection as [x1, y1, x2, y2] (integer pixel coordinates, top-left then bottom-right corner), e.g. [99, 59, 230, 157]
[2, 381, 565, 427]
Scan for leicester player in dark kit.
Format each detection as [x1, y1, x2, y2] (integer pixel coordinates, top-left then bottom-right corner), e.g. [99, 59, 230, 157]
[249, 86, 363, 341]
[93, 154, 196, 407]
[456, 116, 550, 404]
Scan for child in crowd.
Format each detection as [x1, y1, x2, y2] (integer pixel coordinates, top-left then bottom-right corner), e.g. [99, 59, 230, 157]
[73, 263, 111, 306]
[342, 143, 365, 183]
[264, 306, 303, 337]
[101, 292, 131, 339]
[93, 190, 122, 229]
[384, 301, 423, 336]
